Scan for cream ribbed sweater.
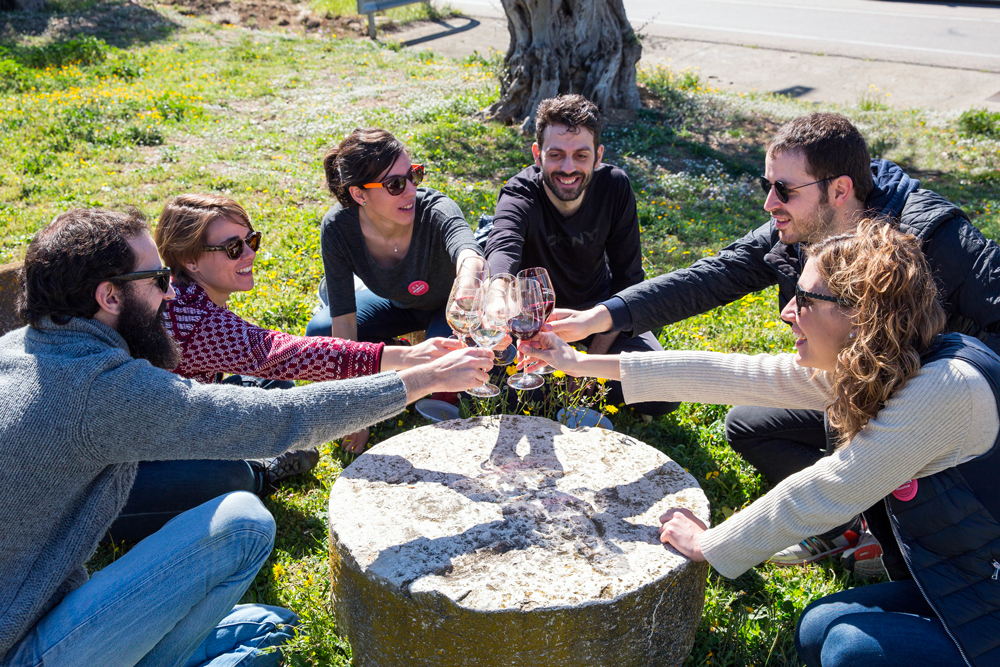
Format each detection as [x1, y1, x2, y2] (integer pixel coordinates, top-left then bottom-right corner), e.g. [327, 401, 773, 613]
[620, 351, 999, 579]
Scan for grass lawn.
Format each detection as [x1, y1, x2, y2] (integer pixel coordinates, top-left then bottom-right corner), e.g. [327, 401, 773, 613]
[2, 2, 999, 664]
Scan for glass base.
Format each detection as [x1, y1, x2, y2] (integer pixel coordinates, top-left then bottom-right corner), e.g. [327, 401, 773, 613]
[493, 343, 517, 366]
[507, 372, 544, 391]
[466, 382, 500, 398]
[533, 364, 556, 375]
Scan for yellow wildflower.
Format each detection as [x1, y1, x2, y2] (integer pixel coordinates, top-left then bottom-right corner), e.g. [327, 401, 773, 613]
[606, 405, 618, 414]
[553, 370, 566, 378]
[505, 365, 516, 376]
[522, 409, 530, 415]
[597, 377, 607, 385]
[272, 563, 285, 579]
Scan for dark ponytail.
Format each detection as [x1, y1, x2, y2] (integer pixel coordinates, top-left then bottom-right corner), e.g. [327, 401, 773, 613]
[323, 128, 407, 208]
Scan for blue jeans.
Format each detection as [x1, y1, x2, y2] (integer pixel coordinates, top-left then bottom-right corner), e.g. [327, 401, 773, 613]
[305, 289, 451, 342]
[108, 376, 295, 544]
[795, 580, 965, 667]
[2, 492, 296, 667]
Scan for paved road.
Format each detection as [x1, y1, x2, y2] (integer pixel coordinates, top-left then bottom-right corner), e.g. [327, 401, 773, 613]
[401, 0, 1000, 111]
[448, 0, 1000, 71]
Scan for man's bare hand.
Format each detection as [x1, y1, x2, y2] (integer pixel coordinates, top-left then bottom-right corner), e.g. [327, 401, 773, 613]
[342, 427, 369, 454]
[658, 508, 707, 561]
[545, 306, 613, 343]
[400, 347, 494, 402]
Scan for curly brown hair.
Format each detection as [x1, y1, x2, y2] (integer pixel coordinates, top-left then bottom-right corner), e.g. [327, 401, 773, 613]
[807, 219, 946, 445]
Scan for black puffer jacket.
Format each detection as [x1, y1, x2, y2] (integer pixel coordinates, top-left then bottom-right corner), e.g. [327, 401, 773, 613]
[616, 160, 1000, 354]
[882, 334, 1000, 667]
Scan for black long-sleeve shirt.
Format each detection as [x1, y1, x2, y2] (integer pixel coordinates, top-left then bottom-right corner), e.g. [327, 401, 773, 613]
[485, 164, 644, 310]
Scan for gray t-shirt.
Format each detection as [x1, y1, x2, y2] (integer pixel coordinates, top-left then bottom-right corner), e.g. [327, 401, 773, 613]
[320, 188, 482, 317]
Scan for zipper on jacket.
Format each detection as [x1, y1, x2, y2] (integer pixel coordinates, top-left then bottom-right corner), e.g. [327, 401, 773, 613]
[888, 501, 974, 667]
[992, 559, 1000, 581]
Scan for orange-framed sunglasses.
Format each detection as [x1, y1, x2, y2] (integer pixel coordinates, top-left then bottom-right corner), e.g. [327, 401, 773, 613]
[361, 164, 424, 196]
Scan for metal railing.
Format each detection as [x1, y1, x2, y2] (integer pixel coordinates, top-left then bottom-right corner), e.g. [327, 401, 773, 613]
[357, 0, 424, 37]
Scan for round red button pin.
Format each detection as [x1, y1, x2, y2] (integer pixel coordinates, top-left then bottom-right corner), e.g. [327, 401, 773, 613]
[408, 280, 429, 296]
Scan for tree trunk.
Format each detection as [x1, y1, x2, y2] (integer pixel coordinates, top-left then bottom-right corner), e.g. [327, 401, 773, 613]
[488, 0, 641, 131]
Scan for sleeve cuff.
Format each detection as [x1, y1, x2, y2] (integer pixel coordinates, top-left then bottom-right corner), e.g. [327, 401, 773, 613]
[599, 296, 633, 334]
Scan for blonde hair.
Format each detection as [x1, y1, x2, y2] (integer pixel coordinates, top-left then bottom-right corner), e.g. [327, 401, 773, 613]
[807, 220, 946, 445]
[155, 194, 252, 284]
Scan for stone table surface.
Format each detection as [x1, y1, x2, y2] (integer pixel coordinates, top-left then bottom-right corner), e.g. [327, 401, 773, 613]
[328, 415, 711, 666]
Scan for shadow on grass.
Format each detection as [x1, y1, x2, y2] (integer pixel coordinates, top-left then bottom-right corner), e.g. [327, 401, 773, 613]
[0, 0, 179, 48]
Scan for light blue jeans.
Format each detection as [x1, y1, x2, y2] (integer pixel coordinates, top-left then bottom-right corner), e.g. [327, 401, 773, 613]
[2, 492, 296, 667]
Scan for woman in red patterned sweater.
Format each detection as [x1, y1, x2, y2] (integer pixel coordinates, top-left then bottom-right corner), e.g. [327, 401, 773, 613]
[106, 194, 460, 543]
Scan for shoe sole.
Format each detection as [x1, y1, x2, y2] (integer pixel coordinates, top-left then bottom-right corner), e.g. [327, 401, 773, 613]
[769, 544, 853, 567]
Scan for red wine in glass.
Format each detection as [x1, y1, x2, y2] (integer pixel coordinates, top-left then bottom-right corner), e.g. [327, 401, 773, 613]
[510, 306, 544, 340]
[539, 290, 555, 321]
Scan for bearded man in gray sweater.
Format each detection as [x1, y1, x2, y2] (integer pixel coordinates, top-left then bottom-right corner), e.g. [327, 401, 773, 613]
[0, 208, 493, 667]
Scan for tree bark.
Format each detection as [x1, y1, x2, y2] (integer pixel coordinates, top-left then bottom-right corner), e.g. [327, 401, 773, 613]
[488, 0, 641, 131]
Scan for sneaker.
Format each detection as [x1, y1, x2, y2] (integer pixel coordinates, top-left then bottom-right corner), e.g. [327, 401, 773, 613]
[769, 527, 861, 566]
[842, 530, 885, 580]
[261, 447, 320, 492]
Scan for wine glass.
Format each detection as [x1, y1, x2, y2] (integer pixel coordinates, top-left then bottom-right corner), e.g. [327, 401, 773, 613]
[466, 285, 509, 398]
[487, 272, 517, 365]
[507, 277, 546, 391]
[516, 267, 556, 375]
[446, 276, 482, 342]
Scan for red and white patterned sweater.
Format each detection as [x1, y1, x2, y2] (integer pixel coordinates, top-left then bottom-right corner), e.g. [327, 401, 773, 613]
[163, 280, 384, 385]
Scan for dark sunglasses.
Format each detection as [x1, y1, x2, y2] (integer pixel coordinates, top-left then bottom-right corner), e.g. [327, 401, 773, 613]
[759, 176, 835, 204]
[113, 267, 172, 294]
[795, 283, 850, 315]
[362, 164, 425, 196]
[203, 230, 262, 260]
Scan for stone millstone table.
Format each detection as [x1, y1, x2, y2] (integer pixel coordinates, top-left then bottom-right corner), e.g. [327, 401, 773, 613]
[328, 415, 710, 667]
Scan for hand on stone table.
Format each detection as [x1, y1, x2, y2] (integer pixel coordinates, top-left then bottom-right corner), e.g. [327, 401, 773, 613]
[659, 508, 707, 562]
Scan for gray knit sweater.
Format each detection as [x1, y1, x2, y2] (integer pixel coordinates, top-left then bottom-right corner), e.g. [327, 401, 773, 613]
[0, 317, 408, 658]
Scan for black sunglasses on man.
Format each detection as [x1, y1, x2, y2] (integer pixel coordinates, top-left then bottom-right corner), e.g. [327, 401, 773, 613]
[112, 268, 172, 294]
[759, 176, 839, 204]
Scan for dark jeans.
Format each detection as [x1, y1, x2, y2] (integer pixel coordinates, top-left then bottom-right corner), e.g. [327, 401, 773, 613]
[795, 580, 963, 667]
[725, 406, 828, 484]
[106, 375, 294, 544]
[305, 289, 452, 342]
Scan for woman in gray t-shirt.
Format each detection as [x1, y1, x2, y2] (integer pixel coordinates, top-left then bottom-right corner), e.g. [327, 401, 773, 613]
[306, 128, 484, 342]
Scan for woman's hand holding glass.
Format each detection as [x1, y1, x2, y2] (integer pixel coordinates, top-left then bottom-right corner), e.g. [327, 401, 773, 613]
[515, 331, 584, 376]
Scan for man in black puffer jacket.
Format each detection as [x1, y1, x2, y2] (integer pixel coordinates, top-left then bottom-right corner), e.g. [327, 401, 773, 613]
[547, 112, 1000, 567]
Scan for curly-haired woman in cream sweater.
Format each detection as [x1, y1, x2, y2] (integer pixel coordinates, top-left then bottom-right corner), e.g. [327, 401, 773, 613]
[520, 221, 1000, 667]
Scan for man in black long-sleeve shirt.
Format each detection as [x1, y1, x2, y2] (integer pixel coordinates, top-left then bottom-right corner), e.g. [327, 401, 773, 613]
[485, 94, 677, 416]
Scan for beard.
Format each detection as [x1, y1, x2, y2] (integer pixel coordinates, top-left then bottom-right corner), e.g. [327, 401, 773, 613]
[541, 168, 593, 202]
[775, 200, 839, 246]
[117, 286, 182, 370]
